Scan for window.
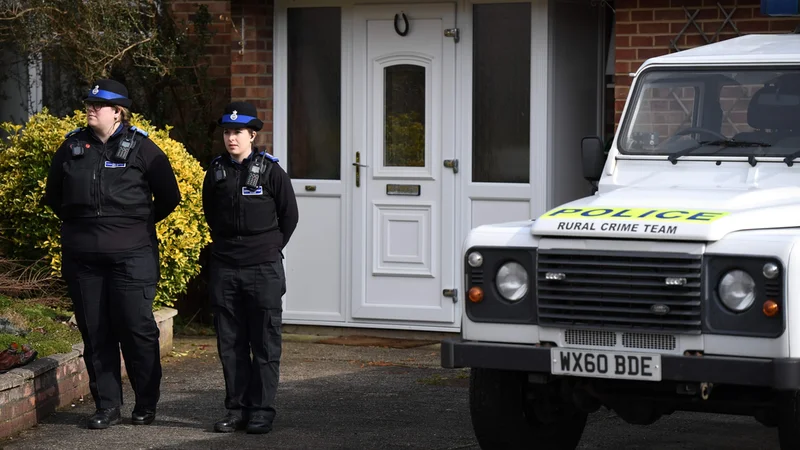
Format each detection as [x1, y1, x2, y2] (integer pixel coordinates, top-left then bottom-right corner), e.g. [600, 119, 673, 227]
[472, 3, 531, 183]
[287, 7, 341, 180]
[384, 64, 426, 167]
[623, 82, 699, 152]
[619, 69, 800, 158]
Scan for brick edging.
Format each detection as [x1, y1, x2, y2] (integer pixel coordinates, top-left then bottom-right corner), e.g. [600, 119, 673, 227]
[0, 307, 178, 439]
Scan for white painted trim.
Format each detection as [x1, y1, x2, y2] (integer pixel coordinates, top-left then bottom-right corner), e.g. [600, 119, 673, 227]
[285, 318, 460, 333]
[371, 53, 435, 180]
[350, 2, 458, 325]
[460, 0, 550, 230]
[273, 0, 288, 310]
[457, 0, 473, 318]
[273, 1, 352, 321]
[535, 0, 551, 216]
[273, 0, 577, 331]
[342, 9, 355, 323]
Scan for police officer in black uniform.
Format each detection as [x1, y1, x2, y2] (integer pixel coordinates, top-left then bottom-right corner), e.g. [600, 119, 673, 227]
[202, 101, 298, 434]
[43, 79, 181, 429]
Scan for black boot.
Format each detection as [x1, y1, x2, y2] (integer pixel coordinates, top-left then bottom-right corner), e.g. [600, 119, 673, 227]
[88, 407, 121, 430]
[131, 406, 156, 425]
[214, 412, 247, 433]
[246, 413, 273, 434]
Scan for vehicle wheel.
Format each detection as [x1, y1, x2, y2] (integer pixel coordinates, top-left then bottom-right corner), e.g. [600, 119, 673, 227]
[469, 368, 588, 450]
[777, 390, 800, 449]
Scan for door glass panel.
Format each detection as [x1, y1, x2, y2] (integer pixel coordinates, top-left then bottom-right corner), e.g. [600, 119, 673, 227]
[287, 7, 341, 180]
[472, 3, 531, 183]
[384, 64, 425, 167]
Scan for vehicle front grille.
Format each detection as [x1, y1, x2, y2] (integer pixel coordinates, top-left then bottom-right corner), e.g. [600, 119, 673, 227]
[563, 329, 677, 351]
[537, 250, 702, 334]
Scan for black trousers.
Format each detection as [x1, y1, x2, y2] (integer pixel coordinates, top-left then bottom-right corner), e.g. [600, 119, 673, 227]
[210, 257, 285, 421]
[62, 245, 161, 410]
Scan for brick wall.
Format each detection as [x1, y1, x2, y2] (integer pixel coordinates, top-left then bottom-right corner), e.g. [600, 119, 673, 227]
[614, 0, 800, 127]
[231, 0, 275, 151]
[0, 347, 90, 439]
[169, 0, 275, 153]
[168, 0, 233, 159]
[170, 0, 233, 90]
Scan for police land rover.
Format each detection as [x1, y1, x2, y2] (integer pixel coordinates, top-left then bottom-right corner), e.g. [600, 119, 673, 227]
[441, 34, 800, 449]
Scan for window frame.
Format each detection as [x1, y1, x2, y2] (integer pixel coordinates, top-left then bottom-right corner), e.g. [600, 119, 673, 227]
[470, 1, 533, 184]
[616, 65, 800, 157]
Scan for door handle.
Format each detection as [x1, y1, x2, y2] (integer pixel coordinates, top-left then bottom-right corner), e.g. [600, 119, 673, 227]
[353, 152, 368, 187]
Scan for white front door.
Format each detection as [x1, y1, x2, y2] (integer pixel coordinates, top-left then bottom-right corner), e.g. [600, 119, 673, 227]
[351, 3, 457, 324]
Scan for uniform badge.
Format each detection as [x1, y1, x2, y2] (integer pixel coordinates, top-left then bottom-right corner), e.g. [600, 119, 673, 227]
[242, 186, 263, 196]
[104, 161, 126, 168]
[92, 85, 99, 95]
[230, 110, 238, 121]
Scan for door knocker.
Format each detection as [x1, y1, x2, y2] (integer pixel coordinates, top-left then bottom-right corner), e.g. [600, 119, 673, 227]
[394, 12, 409, 36]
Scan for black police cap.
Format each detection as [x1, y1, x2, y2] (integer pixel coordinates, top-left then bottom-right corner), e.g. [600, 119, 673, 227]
[217, 101, 264, 131]
[83, 79, 132, 108]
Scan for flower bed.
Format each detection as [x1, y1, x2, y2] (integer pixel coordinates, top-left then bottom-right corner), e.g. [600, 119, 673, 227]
[0, 307, 177, 439]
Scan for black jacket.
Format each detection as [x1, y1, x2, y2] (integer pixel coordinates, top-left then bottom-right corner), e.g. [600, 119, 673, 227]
[202, 149, 299, 265]
[44, 124, 181, 253]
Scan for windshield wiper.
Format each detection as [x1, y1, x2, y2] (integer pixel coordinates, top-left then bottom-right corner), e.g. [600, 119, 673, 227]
[784, 149, 800, 166]
[667, 139, 771, 165]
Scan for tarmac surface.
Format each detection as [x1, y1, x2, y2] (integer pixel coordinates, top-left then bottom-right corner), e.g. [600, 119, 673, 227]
[0, 334, 783, 449]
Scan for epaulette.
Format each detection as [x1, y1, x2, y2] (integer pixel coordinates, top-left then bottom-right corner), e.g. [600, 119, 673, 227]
[64, 127, 84, 138]
[210, 155, 222, 165]
[258, 150, 279, 163]
[129, 126, 149, 137]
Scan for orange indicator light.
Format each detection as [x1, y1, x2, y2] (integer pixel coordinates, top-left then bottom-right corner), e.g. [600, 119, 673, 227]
[468, 287, 484, 303]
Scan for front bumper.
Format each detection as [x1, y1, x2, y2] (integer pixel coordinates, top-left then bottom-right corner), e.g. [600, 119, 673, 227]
[441, 338, 800, 390]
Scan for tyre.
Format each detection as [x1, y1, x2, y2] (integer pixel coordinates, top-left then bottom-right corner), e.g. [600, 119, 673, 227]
[469, 368, 588, 450]
[778, 390, 800, 449]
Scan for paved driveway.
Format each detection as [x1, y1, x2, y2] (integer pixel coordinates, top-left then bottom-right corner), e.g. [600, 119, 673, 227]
[1, 336, 781, 449]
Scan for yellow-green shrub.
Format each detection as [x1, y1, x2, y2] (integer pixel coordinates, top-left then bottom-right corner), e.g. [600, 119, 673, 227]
[0, 109, 211, 309]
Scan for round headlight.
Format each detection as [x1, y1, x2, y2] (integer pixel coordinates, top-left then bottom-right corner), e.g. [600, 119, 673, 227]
[496, 262, 528, 301]
[718, 269, 756, 312]
[468, 251, 483, 268]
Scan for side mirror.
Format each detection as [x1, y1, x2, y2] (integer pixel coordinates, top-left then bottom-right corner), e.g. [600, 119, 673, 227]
[581, 136, 606, 182]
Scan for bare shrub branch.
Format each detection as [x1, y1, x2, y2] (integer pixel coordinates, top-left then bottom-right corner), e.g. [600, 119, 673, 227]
[0, 256, 65, 299]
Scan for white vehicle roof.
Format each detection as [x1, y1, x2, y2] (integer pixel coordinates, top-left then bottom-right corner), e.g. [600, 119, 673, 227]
[637, 34, 800, 72]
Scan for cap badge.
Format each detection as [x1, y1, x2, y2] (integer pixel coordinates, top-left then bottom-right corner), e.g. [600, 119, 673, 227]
[230, 110, 238, 120]
[91, 85, 99, 95]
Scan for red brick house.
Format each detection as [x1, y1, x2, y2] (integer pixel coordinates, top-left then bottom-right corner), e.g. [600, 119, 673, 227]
[165, 0, 798, 334]
[2, 0, 798, 334]
[171, 0, 606, 333]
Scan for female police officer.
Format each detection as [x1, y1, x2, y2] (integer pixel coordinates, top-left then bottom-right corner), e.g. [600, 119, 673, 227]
[202, 101, 298, 434]
[44, 79, 181, 429]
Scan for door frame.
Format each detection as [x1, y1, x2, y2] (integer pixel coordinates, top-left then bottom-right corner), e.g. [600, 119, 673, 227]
[274, 0, 554, 332]
[349, 2, 458, 324]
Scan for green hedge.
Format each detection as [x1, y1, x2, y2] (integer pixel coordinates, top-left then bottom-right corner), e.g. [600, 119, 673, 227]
[0, 109, 211, 309]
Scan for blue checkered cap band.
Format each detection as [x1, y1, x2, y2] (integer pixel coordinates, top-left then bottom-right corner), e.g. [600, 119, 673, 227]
[221, 114, 258, 124]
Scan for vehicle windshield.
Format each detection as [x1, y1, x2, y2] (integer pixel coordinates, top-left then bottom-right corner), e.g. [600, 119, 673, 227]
[618, 68, 800, 158]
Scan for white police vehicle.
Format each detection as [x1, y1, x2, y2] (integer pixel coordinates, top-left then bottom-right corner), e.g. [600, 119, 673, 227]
[441, 34, 800, 449]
